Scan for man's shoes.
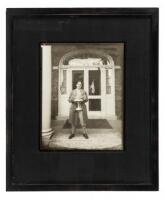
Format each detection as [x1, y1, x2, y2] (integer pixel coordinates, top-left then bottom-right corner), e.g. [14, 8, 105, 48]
[68, 134, 75, 139]
[83, 134, 89, 139]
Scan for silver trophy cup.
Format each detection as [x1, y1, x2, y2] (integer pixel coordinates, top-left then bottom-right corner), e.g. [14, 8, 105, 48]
[74, 99, 83, 111]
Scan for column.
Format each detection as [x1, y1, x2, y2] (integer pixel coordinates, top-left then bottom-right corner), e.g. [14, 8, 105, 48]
[84, 68, 89, 111]
[105, 67, 117, 120]
[111, 65, 116, 118]
[41, 45, 54, 136]
[101, 68, 106, 117]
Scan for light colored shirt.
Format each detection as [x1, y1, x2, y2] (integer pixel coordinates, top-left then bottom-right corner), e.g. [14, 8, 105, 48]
[75, 89, 82, 100]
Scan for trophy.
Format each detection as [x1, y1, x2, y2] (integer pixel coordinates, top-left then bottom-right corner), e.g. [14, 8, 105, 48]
[74, 99, 83, 111]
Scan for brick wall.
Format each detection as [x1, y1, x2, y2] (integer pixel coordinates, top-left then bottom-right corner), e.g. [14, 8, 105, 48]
[51, 69, 58, 119]
[115, 69, 123, 119]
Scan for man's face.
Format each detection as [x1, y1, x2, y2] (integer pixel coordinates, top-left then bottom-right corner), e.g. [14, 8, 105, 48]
[76, 82, 82, 89]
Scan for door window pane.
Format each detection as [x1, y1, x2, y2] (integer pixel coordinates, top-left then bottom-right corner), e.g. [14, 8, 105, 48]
[72, 70, 84, 89]
[89, 99, 101, 111]
[106, 69, 111, 94]
[89, 70, 101, 95]
[60, 70, 67, 94]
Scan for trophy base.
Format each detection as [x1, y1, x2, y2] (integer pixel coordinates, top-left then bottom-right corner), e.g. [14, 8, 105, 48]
[75, 108, 82, 111]
[74, 99, 83, 111]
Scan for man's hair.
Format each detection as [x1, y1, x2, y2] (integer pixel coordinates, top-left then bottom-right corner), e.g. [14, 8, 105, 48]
[76, 81, 82, 85]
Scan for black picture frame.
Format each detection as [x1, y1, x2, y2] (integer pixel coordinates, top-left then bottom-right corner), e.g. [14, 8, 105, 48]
[6, 8, 158, 191]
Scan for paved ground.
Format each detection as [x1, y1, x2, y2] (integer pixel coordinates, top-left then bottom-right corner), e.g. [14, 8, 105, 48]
[42, 120, 123, 150]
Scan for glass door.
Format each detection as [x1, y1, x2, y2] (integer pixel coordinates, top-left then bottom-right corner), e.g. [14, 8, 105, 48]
[71, 68, 103, 118]
[88, 70, 101, 113]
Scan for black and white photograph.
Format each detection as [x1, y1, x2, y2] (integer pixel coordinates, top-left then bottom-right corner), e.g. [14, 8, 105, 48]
[41, 43, 124, 150]
[5, 6, 159, 192]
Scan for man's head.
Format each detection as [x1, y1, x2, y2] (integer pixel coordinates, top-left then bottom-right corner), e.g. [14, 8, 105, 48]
[76, 81, 82, 89]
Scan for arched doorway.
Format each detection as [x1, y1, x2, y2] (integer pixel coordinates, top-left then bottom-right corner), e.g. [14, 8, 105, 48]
[57, 49, 117, 120]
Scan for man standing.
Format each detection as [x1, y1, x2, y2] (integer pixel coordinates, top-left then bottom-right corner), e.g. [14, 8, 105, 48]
[68, 81, 89, 139]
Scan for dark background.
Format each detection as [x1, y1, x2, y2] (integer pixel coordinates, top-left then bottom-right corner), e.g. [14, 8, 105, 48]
[6, 8, 158, 191]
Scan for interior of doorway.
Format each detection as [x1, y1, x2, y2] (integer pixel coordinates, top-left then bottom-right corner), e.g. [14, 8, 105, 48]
[72, 70, 84, 89]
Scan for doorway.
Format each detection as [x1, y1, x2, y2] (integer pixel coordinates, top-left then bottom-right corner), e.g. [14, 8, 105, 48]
[70, 68, 103, 118]
[58, 51, 116, 120]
